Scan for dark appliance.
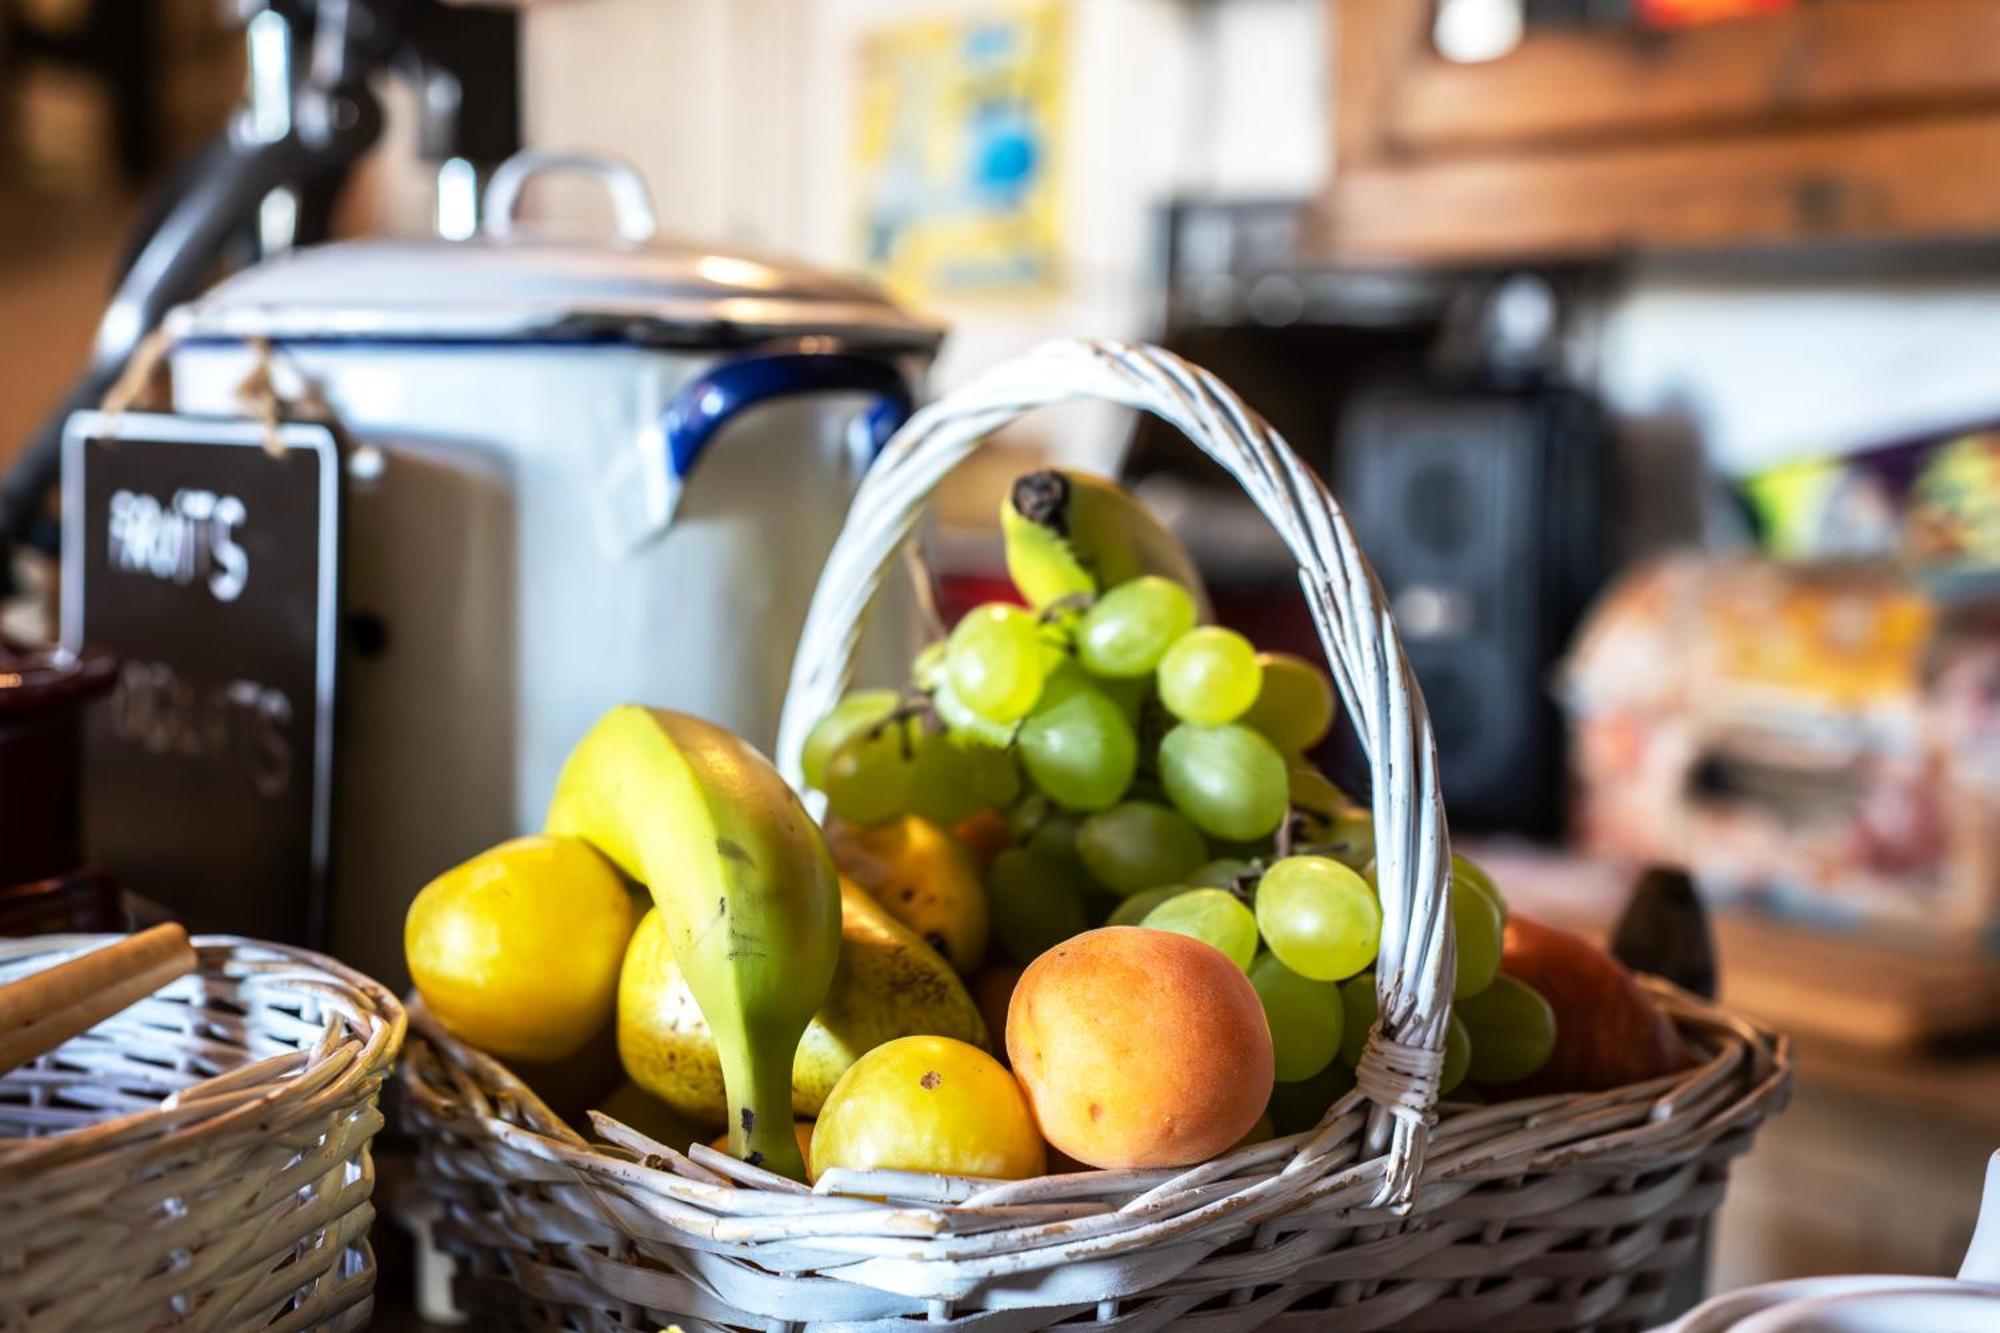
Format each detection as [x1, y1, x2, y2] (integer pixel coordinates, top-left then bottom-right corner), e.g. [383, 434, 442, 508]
[1337, 378, 1608, 836]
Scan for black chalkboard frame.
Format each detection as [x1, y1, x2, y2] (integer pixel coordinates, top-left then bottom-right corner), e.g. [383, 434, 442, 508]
[58, 409, 342, 944]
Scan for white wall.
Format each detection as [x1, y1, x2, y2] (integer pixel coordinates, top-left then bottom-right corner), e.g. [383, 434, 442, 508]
[508, 0, 1327, 468]
[1597, 272, 2000, 477]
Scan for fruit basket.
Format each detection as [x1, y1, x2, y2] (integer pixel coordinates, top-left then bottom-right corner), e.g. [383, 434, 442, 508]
[0, 934, 405, 1331]
[400, 339, 1791, 1332]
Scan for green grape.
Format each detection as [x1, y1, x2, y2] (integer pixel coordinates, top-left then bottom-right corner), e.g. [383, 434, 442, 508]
[1441, 1013, 1471, 1096]
[1142, 888, 1258, 971]
[1075, 801, 1206, 895]
[1267, 1059, 1357, 1135]
[1455, 853, 1508, 923]
[1337, 972, 1376, 1068]
[931, 676, 1020, 748]
[1157, 723, 1288, 841]
[1241, 653, 1336, 752]
[1451, 868, 1505, 998]
[1189, 857, 1256, 890]
[987, 847, 1091, 964]
[1076, 576, 1198, 679]
[905, 730, 984, 826]
[904, 732, 1021, 826]
[946, 603, 1048, 724]
[1457, 975, 1556, 1085]
[1250, 954, 1344, 1083]
[1157, 626, 1262, 726]
[912, 640, 948, 690]
[1108, 885, 1186, 927]
[1254, 855, 1381, 982]
[1025, 810, 1083, 870]
[801, 690, 898, 791]
[1007, 791, 1053, 842]
[1016, 669, 1137, 812]
[966, 744, 1022, 809]
[1096, 672, 1152, 722]
[822, 718, 916, 825]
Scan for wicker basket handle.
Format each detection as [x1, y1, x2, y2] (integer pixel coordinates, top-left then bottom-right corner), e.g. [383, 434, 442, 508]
[776, 339, 1454, 1208]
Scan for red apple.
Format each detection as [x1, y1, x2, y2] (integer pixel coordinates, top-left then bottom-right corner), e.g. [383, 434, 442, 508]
[1497, 915, 1691, 1094]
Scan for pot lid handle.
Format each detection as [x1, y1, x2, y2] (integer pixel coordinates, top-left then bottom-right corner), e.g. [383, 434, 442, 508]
[481, 151, 659, 244]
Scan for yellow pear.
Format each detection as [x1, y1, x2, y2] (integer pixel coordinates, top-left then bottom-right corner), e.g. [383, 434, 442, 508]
[826, 814, 989, 974]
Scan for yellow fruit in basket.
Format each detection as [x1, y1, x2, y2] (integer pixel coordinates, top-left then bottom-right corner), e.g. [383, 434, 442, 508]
[1001, 469, 1208, 613]
[826, 814, 989, 974]
[1007, 927, 1274, 1169]
[510, 1023, 626, 1125]
[810, 1035, 1044, 1182]
[594, 1079, 708, 1152]
[405, 835, 641, 1062]
[618, 877, 987, 1125]
[708, 1121, 815, 1174]
[546, 706, 842, 1181]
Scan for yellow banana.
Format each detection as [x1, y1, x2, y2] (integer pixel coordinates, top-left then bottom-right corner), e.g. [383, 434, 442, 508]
[618, 876, 988, 1123]
[546, 707, 839, 1180]
[1001, 469, 1209, 614]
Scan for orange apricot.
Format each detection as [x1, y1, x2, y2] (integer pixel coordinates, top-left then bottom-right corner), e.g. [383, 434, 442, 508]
[1005, 927, 1274, 1169]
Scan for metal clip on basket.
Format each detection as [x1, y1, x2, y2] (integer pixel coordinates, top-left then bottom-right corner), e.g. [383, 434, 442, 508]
[402, 340, 1791, 1332]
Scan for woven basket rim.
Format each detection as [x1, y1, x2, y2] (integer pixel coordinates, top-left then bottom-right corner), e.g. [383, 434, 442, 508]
[0, 933, 407, 1169]
[400, 975, 1790, 1219]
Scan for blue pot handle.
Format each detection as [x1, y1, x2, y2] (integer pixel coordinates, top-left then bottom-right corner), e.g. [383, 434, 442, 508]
[595, 344, 916, 556]
[661, 346, 914, 480]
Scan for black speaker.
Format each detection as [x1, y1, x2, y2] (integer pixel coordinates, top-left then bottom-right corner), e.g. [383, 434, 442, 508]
[1337, 384, 1608, 836]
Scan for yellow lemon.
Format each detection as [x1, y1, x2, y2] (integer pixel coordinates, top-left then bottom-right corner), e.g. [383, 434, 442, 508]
[406, 835, 641, 1062]
[809, 1035, 1044, 1183]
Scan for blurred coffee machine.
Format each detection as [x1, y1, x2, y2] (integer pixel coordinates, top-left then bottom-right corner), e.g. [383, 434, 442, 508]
[1125, 203, 1608, 836]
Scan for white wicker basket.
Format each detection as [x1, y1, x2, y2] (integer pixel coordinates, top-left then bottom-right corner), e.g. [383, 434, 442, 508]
[0, 934, 406, 1332]
[401, 339, 1791, 1331]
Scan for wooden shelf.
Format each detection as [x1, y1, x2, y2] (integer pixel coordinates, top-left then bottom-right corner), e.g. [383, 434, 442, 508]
[1320, 0, 2000, 263]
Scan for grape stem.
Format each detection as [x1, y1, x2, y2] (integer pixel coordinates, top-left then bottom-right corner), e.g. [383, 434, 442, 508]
[866, 698, 937, 760]
[1038, 593, 1092, 624]
[1275, 808, 1301, 860]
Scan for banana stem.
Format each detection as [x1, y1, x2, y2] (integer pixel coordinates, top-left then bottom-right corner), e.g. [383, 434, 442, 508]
[721, 1040, 808, 1181]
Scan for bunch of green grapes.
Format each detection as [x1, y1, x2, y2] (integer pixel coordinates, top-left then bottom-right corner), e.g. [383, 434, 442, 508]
[800, 540, 1556, 1114]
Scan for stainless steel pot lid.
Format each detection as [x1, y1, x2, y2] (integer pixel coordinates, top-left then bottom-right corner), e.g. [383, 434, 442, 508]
[164, 153, 943, 352]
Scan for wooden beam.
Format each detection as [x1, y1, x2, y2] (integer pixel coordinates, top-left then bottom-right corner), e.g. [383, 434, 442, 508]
[1333, 0, 1434, 168]
[1381, 0, 2000, 155]
[1321, 109, 2000, 263]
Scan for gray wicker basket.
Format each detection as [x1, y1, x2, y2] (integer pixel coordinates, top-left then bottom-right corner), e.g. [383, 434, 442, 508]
[0, 934, 406, 1332]
[400, 339, 1791, 1331]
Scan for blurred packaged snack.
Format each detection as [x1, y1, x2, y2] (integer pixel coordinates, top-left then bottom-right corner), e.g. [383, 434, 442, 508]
[1561, 554, 2000, 936]
[1742, 423, 2000, 583]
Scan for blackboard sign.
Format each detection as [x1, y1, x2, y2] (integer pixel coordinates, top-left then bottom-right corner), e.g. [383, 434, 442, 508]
[61, 411, 340, 945]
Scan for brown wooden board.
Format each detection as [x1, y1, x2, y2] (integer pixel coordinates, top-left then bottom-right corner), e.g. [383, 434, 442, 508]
[1379, 0, 2000, 155]
[1321, 0, 2000, 261]
[1322, 108, 2000, 262]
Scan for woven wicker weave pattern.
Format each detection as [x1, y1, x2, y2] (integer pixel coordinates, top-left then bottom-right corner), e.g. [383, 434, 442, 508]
[404, 983, 1785, 1331]
[400, 339, 1794, 1331]
[0, 936, 406, 1332]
